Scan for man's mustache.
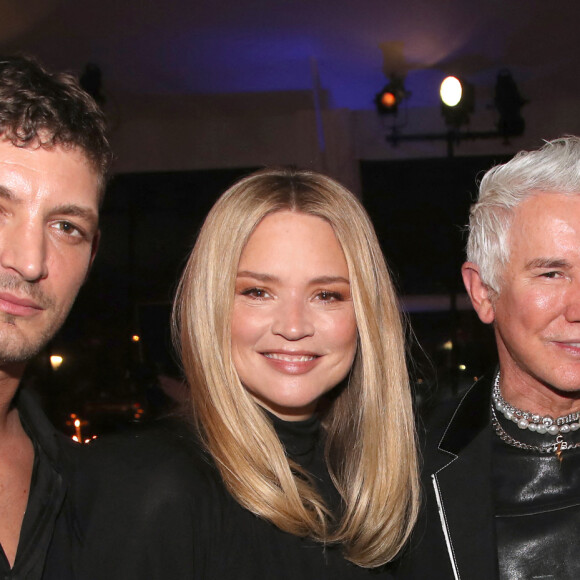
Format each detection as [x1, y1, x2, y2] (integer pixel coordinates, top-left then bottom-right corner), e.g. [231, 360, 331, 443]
[0, 274, 54, 310]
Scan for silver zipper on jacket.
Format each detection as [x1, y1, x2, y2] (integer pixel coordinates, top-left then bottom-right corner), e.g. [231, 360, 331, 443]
[432, 474, 461, 580]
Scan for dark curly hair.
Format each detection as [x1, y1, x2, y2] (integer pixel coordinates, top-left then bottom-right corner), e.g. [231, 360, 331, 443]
[0, 54, 112, 194]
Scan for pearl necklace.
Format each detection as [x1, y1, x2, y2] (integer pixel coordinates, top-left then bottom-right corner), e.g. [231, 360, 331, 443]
[490, 405, 579, 454]
[492, 372, 580, 435]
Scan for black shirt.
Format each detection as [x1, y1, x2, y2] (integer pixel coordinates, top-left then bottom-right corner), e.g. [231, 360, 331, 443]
[2, 388, 79, 580]
[492, 413, 580, 580]
[75, 415, 389, 579]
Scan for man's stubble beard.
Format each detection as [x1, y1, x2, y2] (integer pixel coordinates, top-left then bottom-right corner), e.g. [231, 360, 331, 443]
[0, 275, 60, 366]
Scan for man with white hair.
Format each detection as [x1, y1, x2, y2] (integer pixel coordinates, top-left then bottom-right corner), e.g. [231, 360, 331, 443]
[396, 136, 580, 579]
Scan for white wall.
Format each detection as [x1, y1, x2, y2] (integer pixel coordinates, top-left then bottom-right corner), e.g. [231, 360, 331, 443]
[107, 86, 580, 192]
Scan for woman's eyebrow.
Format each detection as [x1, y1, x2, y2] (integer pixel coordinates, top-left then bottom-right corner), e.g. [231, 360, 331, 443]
[236, 271, 349, 285]
[236, 271, 278, 283]
[309, 275, 350, 285]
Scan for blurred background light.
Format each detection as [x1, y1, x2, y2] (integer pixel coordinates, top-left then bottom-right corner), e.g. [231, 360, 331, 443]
[50, 355, 64, 371]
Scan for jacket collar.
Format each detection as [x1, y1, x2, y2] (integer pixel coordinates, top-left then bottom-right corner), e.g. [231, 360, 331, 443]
[439, 372, 494, 456]
[15, 387, 70, 474]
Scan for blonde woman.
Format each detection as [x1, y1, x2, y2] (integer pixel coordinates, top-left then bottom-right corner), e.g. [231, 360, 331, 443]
[77, 168, 419, 579]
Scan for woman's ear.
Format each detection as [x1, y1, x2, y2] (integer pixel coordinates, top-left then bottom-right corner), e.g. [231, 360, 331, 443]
[461, 262, 496, 324]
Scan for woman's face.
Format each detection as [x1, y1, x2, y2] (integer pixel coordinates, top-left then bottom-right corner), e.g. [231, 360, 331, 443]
[231, 210, 358, 421]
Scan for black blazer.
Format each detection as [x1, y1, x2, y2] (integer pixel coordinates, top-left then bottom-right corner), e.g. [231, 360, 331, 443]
[394, 374, 499, 580]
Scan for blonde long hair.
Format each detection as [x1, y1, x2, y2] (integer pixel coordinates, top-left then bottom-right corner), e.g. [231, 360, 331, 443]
[172, 167, 419, 567]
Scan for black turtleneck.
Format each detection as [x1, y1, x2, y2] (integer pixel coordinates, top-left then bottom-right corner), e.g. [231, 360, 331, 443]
[76, 414, 388, 579]
[270, 411, 320, 463]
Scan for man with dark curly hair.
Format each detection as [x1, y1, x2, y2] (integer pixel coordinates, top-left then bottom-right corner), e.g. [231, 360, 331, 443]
[0, 54, 111, 579]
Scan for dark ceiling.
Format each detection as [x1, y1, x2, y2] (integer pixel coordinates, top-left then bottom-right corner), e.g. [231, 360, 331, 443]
[2, 0, 578, 111]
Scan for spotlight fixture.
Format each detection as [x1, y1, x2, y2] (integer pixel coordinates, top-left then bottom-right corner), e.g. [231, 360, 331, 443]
[494, 69, 527, 137]
[375, 75, 408, 115]
[439, 76, 474, 128]
[384, 67, 529, 156]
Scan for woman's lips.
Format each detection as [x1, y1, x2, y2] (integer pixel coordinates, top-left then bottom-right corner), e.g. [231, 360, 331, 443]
[264, 352, 317, 362]
[262, 351, 320, 373]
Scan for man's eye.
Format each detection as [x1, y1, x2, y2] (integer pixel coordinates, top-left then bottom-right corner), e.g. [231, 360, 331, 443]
[53, 221, 83, 238]
[541, 271, 562, 279]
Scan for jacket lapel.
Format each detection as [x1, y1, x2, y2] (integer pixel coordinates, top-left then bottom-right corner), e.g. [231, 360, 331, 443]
[431, 375, 499, 580]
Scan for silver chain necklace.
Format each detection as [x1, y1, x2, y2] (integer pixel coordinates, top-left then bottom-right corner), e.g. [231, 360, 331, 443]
[491, 372, 580, 459]
[491, 405, 580, 455]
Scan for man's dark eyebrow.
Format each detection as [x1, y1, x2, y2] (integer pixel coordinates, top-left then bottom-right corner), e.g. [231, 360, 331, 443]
[0, 185, 16, 202]
[52, 204, 99, 231]
[0, 187, 98, 230]
[525, 258, 570, 270]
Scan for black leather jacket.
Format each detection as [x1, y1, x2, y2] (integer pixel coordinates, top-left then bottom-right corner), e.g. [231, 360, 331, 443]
[393, 374, 498, 579]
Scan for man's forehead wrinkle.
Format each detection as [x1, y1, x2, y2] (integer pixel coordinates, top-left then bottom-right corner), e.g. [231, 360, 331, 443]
[0, 159, 46, 201]
[0, 151, 100, 218]
[0, 179, 47, 214]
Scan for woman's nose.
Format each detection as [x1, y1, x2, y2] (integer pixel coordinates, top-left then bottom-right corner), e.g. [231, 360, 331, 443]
[271, 298, 315, 340]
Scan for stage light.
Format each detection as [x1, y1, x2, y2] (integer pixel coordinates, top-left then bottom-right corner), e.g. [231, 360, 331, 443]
[495, 69, 527, 137]
[440, 76, 474, 128]
[440, 76, 462, 107]
[380, 91, 397, 109]
[375, 76, 408, 115]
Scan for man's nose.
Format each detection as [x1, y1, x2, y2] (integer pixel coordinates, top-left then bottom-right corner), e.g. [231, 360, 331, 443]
[271, 298, 315, 340]
[564, 280, 580, 323]
[0, 221, 48, 282]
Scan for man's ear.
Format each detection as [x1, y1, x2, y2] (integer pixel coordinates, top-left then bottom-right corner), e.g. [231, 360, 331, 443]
[461, 262, 496, 324]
